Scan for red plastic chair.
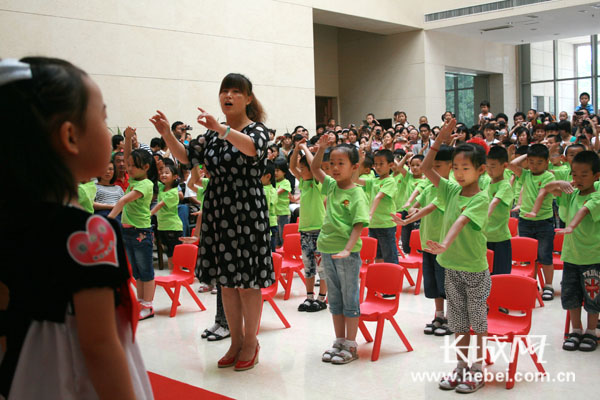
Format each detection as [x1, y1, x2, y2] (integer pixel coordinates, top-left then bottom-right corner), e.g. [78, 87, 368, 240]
[361, 226, 369, 237]
[483, 275, 546, 389]
[154, 244, 206, 317]
[275, 223, 299, 255]
[394, 217, 406, 258]
[553, 229, 564, 271]
[508, 217, 518, 237]
[258, 253, 290, 333]
[359, 237, 378, 302]
[359, 263, 413, 361]
[397, 230, 421, 294]
[487, 249, 494, 274]
[279, 233, 306, 300]
[510, 237, 544, 307]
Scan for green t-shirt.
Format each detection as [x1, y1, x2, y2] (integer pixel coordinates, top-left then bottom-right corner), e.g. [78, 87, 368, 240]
[479, 173, 491, 191]
[195, 177, 210, 206]
[416, 182, 444, 248]
[519, 169, 555, 221]
[275, 179, 291, 216]
[122, 178, 153, 228]
[399, 173, 424, 212]
[485, 179, 513, 242]
[365, 176, 397, 228]
[317, 175, 370, 254]
[157, 183, 182, 231]
[263, 184, 278, 227]
[434, 178, 489, 273]
[359, 171, 376, 203]
[393, 173, 406, 212]
[78, 181, 97, 214]
[561, 190, 600, 265]
[298, 178, 325, 232]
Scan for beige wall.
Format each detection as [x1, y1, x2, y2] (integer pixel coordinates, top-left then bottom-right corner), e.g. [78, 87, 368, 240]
[0, 0, 317, 141]
[314, 24, 339, 98]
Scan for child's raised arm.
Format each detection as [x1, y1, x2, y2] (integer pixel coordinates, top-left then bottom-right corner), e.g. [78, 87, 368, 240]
[331, 223, 363, 259]
[354, 149, 367, 186]
[523, 180, 573, 218]
[423, 215, 470, 254]
[107, 190, 143, 219]
[421, 119, 456, 187]
[310, 134, 331, 184]
[289, 139, 304, 179]
[508, 154, 527, 178]
[123, 126, 136, 161]
[395, 152, 411, 177]
[402, 187, 421, 210]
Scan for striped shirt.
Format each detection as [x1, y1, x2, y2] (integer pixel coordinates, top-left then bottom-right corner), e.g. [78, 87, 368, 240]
[95, 184, 125, 205]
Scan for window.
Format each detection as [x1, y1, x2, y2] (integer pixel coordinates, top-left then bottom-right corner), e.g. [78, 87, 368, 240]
[445, 73, 475, 127]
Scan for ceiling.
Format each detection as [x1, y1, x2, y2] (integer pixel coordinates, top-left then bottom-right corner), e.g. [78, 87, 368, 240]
[430, 2, 600, 44]
[312, 8, 416, 35]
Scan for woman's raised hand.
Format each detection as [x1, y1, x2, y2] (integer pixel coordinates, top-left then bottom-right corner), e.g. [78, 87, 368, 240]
[197, 107, 221, 131]
[123, 126, 136, 139]
[149, 110, 171, 137]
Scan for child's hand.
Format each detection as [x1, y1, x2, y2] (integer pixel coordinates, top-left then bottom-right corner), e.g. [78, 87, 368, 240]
[190, 210, 202, 216]
[523, 211, 537, 218]
[507, 144, 516, 157]
[558, 181, 574, 194]
[511, 204, 520, 213]
[197, 107, 221, 132]
[123, 126, 136, 140]
[406, 152, 414, 159]
[317, 134, 331, 149]
[401, 202, 411, 210]
[391, 213, 408, 226]
[437, 118, 457, 143]
[423, 240, 447, 254]
[149, 111, 171, 137]
[179, 236, 199, 244]
[556, 227, 574, 235]
[332, 249, 350, 259]
[407, 207, 419, 218]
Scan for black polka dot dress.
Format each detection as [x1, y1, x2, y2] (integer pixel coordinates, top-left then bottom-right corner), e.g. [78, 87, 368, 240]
[187, 122, 275, 289]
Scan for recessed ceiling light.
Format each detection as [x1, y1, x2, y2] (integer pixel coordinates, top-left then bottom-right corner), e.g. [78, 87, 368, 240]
[525, 15, 538, 18]
[591, 4, 600, 9]
[553, 33, 560, 35]
[530, 28, 537, 30]
[578, 9, 588, 13]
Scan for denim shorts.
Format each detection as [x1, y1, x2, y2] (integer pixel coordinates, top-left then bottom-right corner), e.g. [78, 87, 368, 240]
[300, 230, 324, 279]
[269, 226, 278, 252]
[122, 227, 154, 281]
[561, 262, 600, 313]
[158, 230, 183, 257]
[518, 217, 554, 266]
[422, 252, 445, 299]
[321, 252, 361, 317]
[369, 227, 399, 263]
[276, 215, 290, 247]
[487, 240, 512, 275]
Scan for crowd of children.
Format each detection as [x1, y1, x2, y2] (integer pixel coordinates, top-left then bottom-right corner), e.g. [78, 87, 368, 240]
[2, 55, 600, 398]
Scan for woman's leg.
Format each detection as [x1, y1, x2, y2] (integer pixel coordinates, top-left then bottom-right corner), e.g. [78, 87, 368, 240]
[221, 287, 243, 358]
[238, 288, 263, 361]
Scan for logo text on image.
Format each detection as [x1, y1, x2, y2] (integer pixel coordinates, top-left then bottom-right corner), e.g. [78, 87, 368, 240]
[442, 334, 548, 364]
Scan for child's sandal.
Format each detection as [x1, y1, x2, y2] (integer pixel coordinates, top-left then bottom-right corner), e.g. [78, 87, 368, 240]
[331, 347, 358, 365]
[562, 332, 582, 351]
[579, 333, 598, 352]
[541, 286, 554, 301]
[322, 342, 343, 363]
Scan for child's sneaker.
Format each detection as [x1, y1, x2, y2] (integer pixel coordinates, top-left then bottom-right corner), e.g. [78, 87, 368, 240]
[331, 344, 358, 365]
[439, 367, 468, 390]
[322, 341, 343, 362]
[211, 286, 218, 294]
[455, 369, 485, 393]
[198, 283, 213, 293]
[139, 305, 154, 321]
[298, 298, 314, 312]
[307, 299, 327, 312]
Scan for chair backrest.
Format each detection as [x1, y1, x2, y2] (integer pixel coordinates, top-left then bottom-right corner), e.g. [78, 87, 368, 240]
[486, 249, 494, 273]
[172, 244, 198, 278]
[282, 223, 299, 239]
[409, 229, 421, 253]
[553, 229, 564, 253]
[364, 263, 406, 312]
[510, 236, 538, 264]
[395, 216, 402, 242]
[283, 233, 302, 259]
[361, 226, 369, 237]
[191, 226, 197, 237]
[360, 237, 378, 265]
[263, 253, 282, 295]
[508, 217, 518, 237]
[487, 275, 537, 326]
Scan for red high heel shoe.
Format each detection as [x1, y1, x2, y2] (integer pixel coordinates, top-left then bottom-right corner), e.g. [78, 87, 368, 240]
[217, 351, 239, 368]
[234, 343, 260, 371]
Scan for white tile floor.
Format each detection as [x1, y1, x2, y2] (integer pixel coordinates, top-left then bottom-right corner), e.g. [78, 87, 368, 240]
[138, 267, 599, 400]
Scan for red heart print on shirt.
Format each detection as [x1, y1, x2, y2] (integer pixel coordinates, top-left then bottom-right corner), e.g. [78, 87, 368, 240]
[67, 215, 119, 267]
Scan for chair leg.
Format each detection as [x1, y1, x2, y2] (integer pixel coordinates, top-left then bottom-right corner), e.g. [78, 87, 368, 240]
[521, 337, 546, 375]
[506, 339, 519, 389]
[371, 317, 385, 361]
[267, 297, 291, 329]
[283, 271, 293, 300]
[359, 275, 366, 303]
[536, 263, 546, 289]
[163, 286, 181, 306]
[389, 316, 413, 352]
[404, 269, 415, 287]
[183, 283, 206, 311]
[564, 310, 571, 339]
[535, 290, 545, 307]
[359, 320, 373, 343]
[414, 267, 423, 295]
[169, 285, 182, 318]
[485, 347, 493, 365]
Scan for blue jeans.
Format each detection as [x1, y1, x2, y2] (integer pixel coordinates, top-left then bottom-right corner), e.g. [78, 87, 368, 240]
[518, 217, 554, 266]
[277, 215, 290, 247]
[178, 204, 190, 237]
[321, 252, 361, 317]
[122, 227, 154, 281]
[369, 227, 398, 263]
[269, 226, 278, 252]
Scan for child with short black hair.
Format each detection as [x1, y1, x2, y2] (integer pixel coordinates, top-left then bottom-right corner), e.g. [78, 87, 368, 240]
[312, 136, 369, 365]
[274, 159, 291, 247]
[509, 143, 556, 301]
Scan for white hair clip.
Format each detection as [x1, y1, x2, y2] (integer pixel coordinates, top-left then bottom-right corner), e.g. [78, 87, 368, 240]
[0, 58, 32, 86]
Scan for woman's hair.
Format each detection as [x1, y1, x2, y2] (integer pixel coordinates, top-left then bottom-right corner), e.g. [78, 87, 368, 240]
[219, 73, 265, 123]
[515, 126, 531, 144]
[98, 161, 117, 184]
[331, 144, 359, 165]
[453, 143, 487, 169]
[131, 149, 159, 194]
[161, 162, 180, 189]
[1, 57, 89, 205]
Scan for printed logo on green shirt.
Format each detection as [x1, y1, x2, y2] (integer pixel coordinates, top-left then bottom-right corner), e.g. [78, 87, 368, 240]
[343, 200, 350, 208]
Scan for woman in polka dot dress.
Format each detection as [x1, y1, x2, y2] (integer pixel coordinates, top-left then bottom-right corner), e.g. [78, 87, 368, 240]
[150, 73, 274, 372]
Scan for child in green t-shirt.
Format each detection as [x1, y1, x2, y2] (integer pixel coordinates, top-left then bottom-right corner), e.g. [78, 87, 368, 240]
[395, 152, 425, 254]
[262, 162, 278, 252]
[528, 151, 600, 351]
[549, 143, 585, 227]
[509, 144, 556, 301]
[77, 180, 97, 214]
[410, 120, 491, 393]
[290, 139, 328, 312]
[393, 145, 454, 336]
[357, 153, 374, 202]
[274, 159, 292, 248]
[311, 135, 369, 365]
[108, 127, 158, 321]
[485, 146, 513, 276]
[150, 163, 183, 270]
[356, 149, 397, 264]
